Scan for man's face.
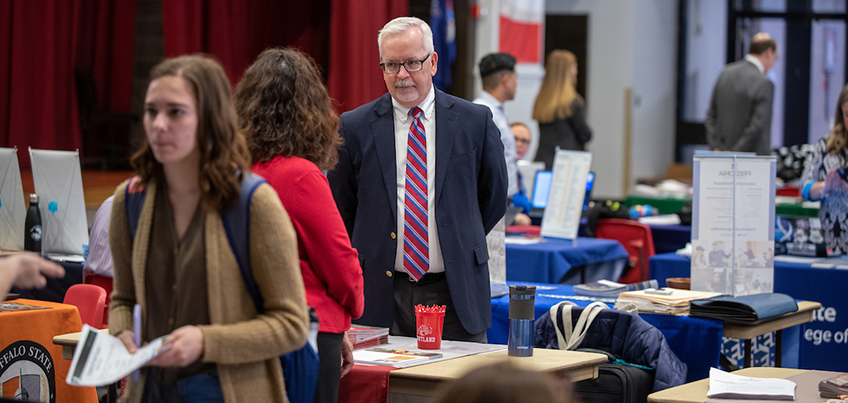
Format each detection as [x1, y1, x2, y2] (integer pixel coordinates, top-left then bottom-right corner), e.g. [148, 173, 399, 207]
[380, 28, 438, 109]
[512, 124, 531, 160]
[504, 71, 518, 101]
[763, 48, 778, 72]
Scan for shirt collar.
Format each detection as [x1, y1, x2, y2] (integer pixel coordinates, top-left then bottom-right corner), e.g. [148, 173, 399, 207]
[392, 85, 436, 121]
[478, 91, 504, 109]
[745, 54, 765, 75]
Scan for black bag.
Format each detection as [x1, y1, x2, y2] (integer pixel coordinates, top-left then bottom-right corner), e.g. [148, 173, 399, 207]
[585, 200, 631, 237]
[573, 348, 654, 403]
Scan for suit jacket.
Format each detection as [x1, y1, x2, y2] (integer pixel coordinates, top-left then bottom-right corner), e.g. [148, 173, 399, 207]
[328, 90, 508, 335]
[705, 59, 775, 155]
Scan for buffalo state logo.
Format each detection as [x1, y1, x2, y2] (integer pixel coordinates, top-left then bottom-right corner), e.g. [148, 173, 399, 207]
[0, 341, 56, 402]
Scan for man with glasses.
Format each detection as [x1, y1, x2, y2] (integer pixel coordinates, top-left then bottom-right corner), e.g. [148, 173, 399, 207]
[706, 32, 777, 155]
[328, 17, 507, 342]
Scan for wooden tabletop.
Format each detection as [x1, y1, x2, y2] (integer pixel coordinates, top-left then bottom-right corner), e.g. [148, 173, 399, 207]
[647, 367, 807, 403]
[388, 349, 606, 398]
[722, 300, 820, 339]
[53, 329, 108, 360]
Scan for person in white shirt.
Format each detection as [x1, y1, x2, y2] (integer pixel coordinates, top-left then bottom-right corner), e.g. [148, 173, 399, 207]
[473, 52, 520, 200]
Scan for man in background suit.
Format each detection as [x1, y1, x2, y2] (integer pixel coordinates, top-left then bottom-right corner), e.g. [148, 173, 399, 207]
[705, 33, 777, 155]
[328, 16, 507, 342]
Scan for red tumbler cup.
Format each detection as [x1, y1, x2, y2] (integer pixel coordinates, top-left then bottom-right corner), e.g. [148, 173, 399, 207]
[416, 308, 445, 349]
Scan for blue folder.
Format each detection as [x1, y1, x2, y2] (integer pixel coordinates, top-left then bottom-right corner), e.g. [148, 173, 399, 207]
[689, 293, 798, 322]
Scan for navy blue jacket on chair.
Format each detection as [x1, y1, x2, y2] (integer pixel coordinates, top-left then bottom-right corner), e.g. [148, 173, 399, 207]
[328, 90, 508, 335]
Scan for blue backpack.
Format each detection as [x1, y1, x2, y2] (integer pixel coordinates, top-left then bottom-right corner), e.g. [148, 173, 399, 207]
[125, 173, 319, 403]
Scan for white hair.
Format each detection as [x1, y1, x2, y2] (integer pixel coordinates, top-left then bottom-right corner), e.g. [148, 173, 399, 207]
[378, 17, 434, 59]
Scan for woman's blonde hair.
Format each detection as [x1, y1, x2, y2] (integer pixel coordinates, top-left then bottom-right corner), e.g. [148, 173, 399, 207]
[131, 54, 251, 212]
[532, 50, 578, 124]
[826, 84, 848, 155]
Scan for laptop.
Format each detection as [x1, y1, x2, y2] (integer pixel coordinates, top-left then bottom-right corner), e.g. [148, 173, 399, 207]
[504, 206, 523, 227]
[528, 170, 594, 218]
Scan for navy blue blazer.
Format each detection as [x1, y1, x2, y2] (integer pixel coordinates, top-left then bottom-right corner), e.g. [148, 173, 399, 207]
[328, 90, 508, 335]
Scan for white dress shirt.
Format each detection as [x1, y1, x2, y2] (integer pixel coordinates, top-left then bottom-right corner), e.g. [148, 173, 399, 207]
[473, 91, 519, 197]
[745, 54, 765, 74]
[392, 87, 445, 274]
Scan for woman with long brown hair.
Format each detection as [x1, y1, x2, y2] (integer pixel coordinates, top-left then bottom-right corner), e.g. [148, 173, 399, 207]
[802, 83, 848, 255]
[110, 54, 308, 402]
[235, 47, 364, 403]
[532, 50, 593, 170]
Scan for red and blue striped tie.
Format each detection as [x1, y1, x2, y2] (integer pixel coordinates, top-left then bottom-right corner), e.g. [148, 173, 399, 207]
[403, 106, 429, 281]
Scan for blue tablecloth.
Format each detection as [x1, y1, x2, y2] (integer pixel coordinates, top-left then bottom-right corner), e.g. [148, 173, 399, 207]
[650, 253, 846, 372]
[488, 282, 723, 383]
[505, 237, 628, 284]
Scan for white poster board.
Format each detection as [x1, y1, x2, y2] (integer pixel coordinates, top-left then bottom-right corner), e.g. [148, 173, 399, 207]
[29, 148, 89, 256]
[486, 218, 507, 296]
[691, 154, 776, 296]
[0, 147, 26, 251]
[540, 150, 592, 240]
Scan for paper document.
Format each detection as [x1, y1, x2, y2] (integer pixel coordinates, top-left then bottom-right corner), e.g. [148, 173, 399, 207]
[67, 324, 168, 387]
[707, 367, 796, 400]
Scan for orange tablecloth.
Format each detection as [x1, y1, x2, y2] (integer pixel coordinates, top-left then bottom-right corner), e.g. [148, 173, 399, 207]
[0, 298, 97, 403]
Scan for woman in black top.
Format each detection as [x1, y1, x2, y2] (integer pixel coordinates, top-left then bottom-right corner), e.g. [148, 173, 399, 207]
[532, 50, 592, 170]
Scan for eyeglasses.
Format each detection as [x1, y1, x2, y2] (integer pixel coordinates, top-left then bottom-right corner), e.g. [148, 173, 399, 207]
[380, 54, 431, 74]
[514, 138, 531, 145]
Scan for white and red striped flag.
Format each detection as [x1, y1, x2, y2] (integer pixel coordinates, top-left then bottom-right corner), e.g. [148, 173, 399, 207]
[498, 0, 544, 64]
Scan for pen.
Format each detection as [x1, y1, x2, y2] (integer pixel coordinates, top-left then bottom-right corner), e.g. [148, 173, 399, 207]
[133, 304, 141, 382]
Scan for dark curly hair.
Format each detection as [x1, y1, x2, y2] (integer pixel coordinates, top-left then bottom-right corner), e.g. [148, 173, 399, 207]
[234, 47, 340, 170]
[131, 54, 251, 212]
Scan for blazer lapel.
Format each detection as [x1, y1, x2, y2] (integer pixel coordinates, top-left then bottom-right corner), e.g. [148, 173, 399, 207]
[371, 94, 398, 222]
[434, 90, 457, 207]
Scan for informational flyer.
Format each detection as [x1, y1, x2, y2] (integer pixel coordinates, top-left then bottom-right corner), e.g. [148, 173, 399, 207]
[691, 155, 775, 296]
[67, 325, 167, 387]
[540, 150, 592, 240]
[486, 218, 507, 296]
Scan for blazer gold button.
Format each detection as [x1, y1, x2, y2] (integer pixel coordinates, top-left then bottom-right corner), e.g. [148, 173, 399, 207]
[386, 271, 393, 278]
[390, 232, 396, 239]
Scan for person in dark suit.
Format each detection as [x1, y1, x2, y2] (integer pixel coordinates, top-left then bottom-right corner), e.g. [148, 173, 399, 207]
[705, 33, 777, 155]
[328, 16, 507, 342]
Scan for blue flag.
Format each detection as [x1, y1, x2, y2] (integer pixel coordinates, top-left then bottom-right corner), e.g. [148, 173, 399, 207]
[431, 0, 456, 91]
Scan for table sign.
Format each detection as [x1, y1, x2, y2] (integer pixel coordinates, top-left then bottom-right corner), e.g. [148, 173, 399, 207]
[691, 154, 775, 296]
[0, 147, 25, 251]
[540, 150, 592, 240]
[29, 149, 88, 257]
[487, 218, 507, 296]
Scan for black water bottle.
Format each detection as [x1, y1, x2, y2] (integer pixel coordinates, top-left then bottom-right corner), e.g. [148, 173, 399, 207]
[24, 194, 42, 253]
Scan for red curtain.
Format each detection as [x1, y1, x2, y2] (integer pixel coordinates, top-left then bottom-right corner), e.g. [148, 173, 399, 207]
[0, 0, 135, 168]
[76, 0, 137, 114]
[161, 1, 331, 89]
[327, 0, 407, 113]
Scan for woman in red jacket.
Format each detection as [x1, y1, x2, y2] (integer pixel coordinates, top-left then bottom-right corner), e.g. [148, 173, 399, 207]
[235, 48, 365, 403]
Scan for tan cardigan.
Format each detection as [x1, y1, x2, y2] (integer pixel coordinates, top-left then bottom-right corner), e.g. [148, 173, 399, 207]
[108, 179, 309, 403]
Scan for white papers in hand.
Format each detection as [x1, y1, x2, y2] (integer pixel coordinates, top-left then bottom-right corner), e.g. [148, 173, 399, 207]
[707, 367, 796, 400]
[66, 324, 168, 387]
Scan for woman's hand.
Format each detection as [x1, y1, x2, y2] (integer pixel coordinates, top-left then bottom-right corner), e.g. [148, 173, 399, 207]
[116, 331, 137, 354]
[340, 331, 354, 378]
[146, 325, 204, 368]
[824, 169, 846, 194]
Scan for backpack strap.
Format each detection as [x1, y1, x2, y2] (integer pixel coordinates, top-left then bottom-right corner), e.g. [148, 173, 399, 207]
[125, 176, 147, 238]
[124, 172, 269, 315]
[221, 172, 268, 314]
[550, 301, 609, 350]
